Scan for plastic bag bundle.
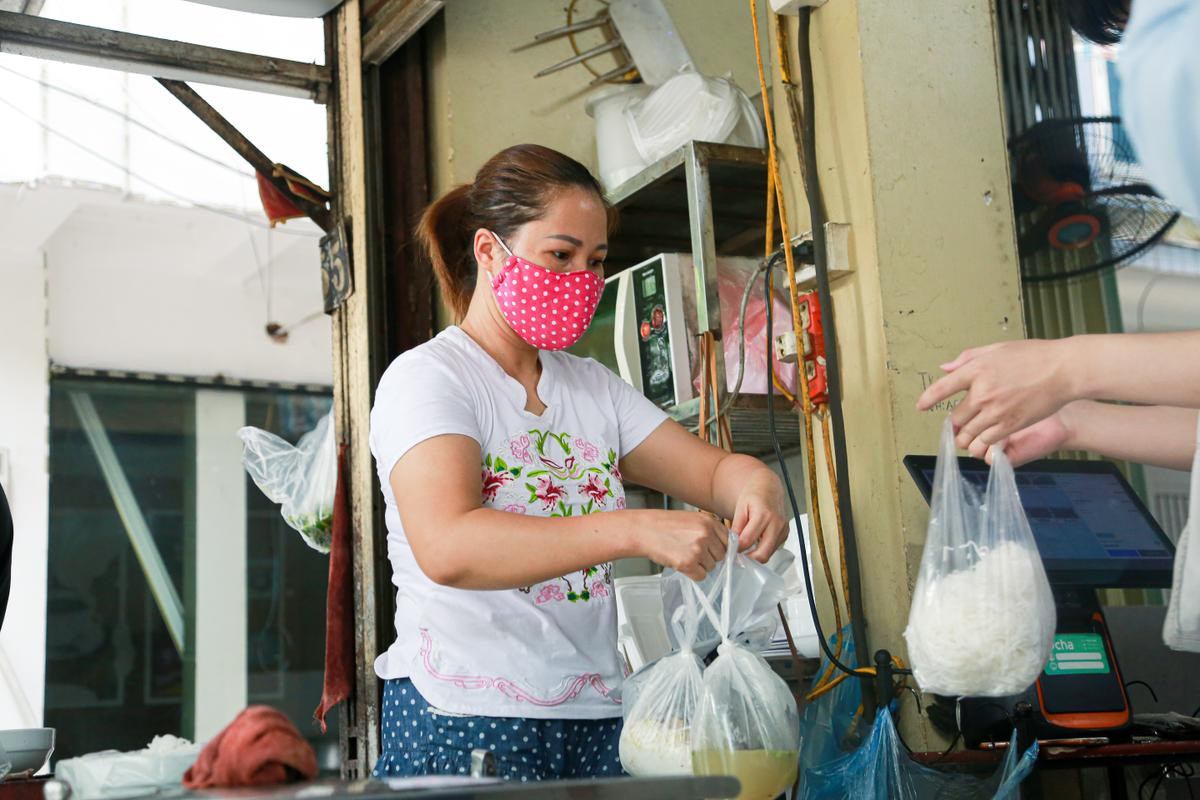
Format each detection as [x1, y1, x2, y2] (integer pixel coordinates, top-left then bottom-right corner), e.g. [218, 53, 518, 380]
[904, 419, 1056, 697]
[801, 707, 1038, 800]
[691, 534, 801, 800]
[238, 411, 336, 554]
[55, 735, 203, 800]
[619, 575, 707, 776]
[660, 537, 786, 659]
[624, 73, 764, 165]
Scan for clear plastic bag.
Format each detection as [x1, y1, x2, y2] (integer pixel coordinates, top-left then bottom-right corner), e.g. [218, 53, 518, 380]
[801, 706, 1038, 800]
[690, 534, 801, 800]
[903, 419, 1056, 697]
[1163, 417, 1200, 652]
[619, 577, 707, 776]
[238, 411, 336, 554]
[660, 535, 788, 659]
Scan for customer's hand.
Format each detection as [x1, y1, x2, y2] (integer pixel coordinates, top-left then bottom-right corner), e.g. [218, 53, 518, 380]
[917, 339, 1080, 456]
[1000, 411, 1073, 466]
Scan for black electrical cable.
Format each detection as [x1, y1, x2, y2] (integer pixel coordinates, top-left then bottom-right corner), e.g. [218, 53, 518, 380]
[765, 262, 860, 678]
[763, 260, 913, 685]
[1139, 769, 1160, 800]
[1125, 680, 1159, 704]
[795, 6, 874, 709]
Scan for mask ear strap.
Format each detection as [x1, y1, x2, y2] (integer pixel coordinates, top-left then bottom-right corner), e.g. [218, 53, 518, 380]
[490, 231, 514, 258]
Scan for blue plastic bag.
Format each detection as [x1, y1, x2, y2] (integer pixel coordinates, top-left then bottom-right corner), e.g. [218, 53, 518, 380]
[801, 706, 1038, 800]
[797, 625, 864, 789]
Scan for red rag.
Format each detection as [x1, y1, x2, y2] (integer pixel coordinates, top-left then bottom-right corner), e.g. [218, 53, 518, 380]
[183, 706, 317, 789]
[256, 172, 306, 227]
[314, 443, 354, 732]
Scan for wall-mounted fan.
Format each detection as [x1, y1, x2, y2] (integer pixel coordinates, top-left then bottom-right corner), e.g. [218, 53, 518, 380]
[1010, 116, 1180, 283]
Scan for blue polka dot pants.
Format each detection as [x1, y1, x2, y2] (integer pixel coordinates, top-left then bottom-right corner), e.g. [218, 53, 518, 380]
[372, 678, 625, 782]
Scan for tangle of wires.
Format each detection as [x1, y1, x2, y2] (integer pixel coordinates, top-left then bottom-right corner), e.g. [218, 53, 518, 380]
[1139, 761, 1197, 800]
[763, 253, 912, 689]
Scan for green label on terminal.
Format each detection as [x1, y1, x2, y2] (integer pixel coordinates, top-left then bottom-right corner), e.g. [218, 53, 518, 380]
[1044, 633, 1110, 676]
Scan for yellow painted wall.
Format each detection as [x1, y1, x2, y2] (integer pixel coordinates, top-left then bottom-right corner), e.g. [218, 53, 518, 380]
[771, 0, 1025, 747]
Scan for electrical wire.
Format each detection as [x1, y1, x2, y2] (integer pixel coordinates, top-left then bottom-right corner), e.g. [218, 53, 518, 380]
[1125, 680, 1160, 704]
[765, 262, 868, 679]
[0, 64, 256, 178]
[0, 94, 321, 236]
[793, 5, 872, 699]
[750, 1, 904, 699]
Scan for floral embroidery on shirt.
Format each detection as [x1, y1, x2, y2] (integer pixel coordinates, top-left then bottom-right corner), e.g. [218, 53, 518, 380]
[481, 426, 623, 604]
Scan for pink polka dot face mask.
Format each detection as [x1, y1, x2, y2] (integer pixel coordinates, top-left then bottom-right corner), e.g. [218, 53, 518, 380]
[488, 232, 605, 351]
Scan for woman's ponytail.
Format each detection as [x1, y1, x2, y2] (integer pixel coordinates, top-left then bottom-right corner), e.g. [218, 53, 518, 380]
[417, 182, 476, 321]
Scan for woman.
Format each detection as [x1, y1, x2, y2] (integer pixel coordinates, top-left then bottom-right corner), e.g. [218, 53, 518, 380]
[369, 144, 789, 781]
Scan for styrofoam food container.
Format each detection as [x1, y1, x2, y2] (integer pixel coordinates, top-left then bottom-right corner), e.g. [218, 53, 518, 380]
[0, 728, 55, 774]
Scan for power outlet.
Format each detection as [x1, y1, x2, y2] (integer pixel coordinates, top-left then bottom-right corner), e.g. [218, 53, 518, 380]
[774, 331, 798, 364]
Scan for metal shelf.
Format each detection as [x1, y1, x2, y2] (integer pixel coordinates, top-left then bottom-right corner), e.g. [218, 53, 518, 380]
[667, 394, 801, 460]
[603, 142, 801, 459]
[605, 142, 771, 292]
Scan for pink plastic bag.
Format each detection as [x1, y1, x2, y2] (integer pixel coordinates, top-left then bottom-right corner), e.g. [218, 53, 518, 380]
[689, 259, 798, 396]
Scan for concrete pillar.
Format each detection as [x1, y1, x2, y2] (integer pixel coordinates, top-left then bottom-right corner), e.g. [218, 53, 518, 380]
[771, 1, 1025, 747]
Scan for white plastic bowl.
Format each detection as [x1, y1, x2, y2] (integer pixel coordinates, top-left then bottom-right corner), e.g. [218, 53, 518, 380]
[1, 728, 55, 775]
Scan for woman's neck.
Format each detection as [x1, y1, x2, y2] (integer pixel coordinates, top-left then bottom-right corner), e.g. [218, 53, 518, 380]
[459, 303, 541, 384]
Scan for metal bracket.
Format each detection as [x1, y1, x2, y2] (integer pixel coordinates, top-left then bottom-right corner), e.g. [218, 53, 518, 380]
[156, 78, 333, 232]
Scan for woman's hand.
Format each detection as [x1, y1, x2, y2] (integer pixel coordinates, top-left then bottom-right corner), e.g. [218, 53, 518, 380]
[916, 339, 1082, 455]
[634, 510, 729, 581]
[730, 471, 789, 563]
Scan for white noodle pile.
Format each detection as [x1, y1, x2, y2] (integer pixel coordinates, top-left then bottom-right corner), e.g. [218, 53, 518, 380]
[619, 719, 693, 776]
[904, 540, 1054, 697]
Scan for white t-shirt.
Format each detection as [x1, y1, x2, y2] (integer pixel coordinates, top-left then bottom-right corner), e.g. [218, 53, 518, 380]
[369, 326, 668, 719]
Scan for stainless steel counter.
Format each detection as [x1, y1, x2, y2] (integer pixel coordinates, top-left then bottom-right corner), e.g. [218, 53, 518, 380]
[192, 776, 738, 800]
[45, 776, 739, 800]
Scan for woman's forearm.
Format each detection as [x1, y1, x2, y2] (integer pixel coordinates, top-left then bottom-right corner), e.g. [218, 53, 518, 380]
[1073, 332, 1200, 408]
[420, 508, 641, 590]
[1064, 401, 1199, 471]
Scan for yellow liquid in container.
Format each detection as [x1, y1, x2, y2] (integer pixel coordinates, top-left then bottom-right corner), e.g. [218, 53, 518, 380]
[691, 749, 799, 800]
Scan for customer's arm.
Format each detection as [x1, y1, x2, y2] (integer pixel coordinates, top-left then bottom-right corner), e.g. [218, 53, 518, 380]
[1004, 401, 1198, 470]
[917, 332, 1200, 454]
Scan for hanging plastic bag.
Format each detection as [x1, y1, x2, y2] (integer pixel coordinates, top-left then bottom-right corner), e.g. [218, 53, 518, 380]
[691, 533, 801, 800]
[619, 575, 707, 776]
[680, 258, 798, 399]
[1163, 415, 1200, 652]
[801, 706, 1038, 800]
[238, 411, 336, 554]
[797, 626, 863, 793]
[904, 419, 1056, 697]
